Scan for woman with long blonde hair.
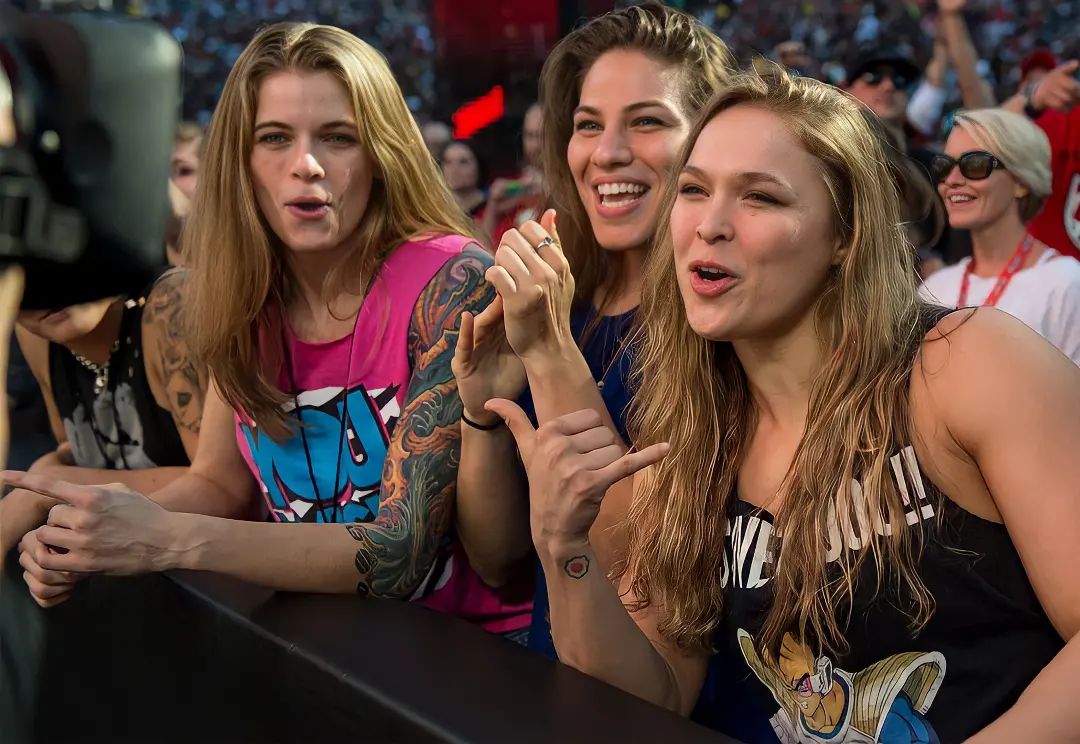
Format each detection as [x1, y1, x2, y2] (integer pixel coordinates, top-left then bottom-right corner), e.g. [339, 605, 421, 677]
[10, 22, 530, 635]
[489, 68, 1080, 741]
[452, 1, 733, 654]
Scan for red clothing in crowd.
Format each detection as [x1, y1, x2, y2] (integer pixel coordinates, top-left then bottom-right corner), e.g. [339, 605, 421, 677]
[1029, 107, 1080, 259]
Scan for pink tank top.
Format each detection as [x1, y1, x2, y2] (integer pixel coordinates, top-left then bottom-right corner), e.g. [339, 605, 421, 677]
[234, 235, 530, 634]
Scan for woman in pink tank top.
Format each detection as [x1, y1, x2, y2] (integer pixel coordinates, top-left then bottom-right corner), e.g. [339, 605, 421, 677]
[10, 22, 530, 636]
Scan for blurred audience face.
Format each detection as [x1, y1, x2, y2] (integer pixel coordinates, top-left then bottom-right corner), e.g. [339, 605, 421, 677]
[441, 141, 480, 192]
[18, 298, 117, 345]
[249, 70, 374, 257]
[937, 126, 1021, 232]
[568, 50, 690, 252]
[421, 121, 452, 156]
[171, 136, 201, 200]
[776, 41, 814, 74]
[523, 103, 543, 169]
[847, 65, 911, 124]
[670, 106, 838, 342]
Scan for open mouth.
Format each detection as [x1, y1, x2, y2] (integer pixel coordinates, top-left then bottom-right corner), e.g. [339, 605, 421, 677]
[794, 674, 814, 698]
[596, 181, 649, 210]
[694, 265, 731, 282]
[286, 197, 330, 219]
[946, 194, 976, 205]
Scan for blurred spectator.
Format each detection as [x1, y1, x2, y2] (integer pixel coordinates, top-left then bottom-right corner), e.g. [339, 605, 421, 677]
[921, 107, 1080, 363]
[170, 121, 202, 200]
[421, 120, 452, 157]
[1019, 47, 1058, 90]
[482, 102, 546, 246]
[773, 40, 817, 78]
[131, 0, 438, 123]
[439, 139, 489, 222]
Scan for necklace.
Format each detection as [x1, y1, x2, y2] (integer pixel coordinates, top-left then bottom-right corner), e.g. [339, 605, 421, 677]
[72, 339, 121, 396]
[595, 322, 637, 392]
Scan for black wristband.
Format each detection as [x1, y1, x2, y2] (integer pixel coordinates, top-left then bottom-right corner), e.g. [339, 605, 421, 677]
[461, 411, 503, 431]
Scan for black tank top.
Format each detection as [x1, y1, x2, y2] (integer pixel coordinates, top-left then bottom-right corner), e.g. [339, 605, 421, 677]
[48, 279, 189, 470]
[694, 312, 1062, 743]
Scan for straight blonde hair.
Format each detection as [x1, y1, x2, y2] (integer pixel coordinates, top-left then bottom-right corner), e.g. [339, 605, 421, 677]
[185, 23, 474, 438]
[625, 67, 946, 656]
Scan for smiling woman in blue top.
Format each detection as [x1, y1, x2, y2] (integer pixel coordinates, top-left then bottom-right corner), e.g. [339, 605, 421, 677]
[452, 1, 734, 653]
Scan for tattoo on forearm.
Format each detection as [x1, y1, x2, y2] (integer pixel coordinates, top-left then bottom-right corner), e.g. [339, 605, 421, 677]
[346, 247, 495, 598]
[143, 270, 207, 434]
[564, 555, 590, 579]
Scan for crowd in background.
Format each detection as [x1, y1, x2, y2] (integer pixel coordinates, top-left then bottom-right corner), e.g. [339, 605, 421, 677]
[129, 0, 438, 123]
[130, 0, 1078, 133]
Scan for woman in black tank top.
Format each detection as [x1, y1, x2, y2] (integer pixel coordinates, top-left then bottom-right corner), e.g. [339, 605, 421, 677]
[491, 69, 1080, 743]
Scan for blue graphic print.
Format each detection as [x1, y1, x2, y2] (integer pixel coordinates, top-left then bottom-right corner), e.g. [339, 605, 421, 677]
[241, 384, 400, 522]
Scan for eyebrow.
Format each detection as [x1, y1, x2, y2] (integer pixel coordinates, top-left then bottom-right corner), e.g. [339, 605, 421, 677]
[253, 119, 358, 132]
[681, 165, 793, 190]
[573, 100, 675, 117]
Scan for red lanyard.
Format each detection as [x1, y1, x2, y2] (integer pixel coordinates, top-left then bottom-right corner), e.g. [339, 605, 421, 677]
[957, 234, 1035, 308]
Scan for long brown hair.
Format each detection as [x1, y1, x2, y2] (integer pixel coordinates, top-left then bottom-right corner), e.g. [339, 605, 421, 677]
[185, 23, 474, 438]
[625, 67, 942, 656]
[537, 1, 734, 316]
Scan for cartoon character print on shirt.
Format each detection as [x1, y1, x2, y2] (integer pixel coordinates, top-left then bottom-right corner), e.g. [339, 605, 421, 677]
[737, 630, 945, 744]
[725, 447, 945, 743]
[63, 382, 157, 469]
[240, 383, 401, 522]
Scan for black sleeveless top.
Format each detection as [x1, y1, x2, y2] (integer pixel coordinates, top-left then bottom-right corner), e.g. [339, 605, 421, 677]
[48, 280, 189, 470]
[696, 476, 1061, 743]
[693, 307, 1061, 743]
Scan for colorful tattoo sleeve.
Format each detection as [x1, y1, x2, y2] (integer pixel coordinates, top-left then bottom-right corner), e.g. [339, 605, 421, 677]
[348, 245, 495, 597]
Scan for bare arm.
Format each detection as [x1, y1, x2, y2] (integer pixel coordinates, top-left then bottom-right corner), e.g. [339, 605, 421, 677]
[486, 401, 707, 712]
[938, 1, 996, 108]
[453, 292, 534, 587]
[915, 310, 1080, 741]
[141, 268, 207, 460]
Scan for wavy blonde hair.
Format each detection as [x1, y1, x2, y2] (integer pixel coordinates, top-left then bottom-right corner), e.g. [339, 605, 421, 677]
[538, 1, 734, 317]
[624, 67, 945, 656]
[185, 23, 474, 438]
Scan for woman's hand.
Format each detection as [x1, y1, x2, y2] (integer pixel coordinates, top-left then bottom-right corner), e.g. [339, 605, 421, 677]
[452, 295, 528, 426]
[6, 471, 183, 606]
[484, 399, 668, 557]
[488, 209, 577, 362]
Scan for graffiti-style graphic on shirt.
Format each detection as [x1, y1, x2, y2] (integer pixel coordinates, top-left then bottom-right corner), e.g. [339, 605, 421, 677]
[240, 384, 401, 522]
[63, 382, 157, 469]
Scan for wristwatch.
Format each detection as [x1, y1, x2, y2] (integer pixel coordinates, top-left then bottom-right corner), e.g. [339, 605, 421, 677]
[1023, 80, 1044, 120]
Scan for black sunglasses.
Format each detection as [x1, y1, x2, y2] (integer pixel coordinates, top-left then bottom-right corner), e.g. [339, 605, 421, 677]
[858, 67, 915, 91]
[929, 151, 1007, 184]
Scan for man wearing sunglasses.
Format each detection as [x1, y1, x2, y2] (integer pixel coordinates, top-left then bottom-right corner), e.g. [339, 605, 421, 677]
[844, 47, 948, 146]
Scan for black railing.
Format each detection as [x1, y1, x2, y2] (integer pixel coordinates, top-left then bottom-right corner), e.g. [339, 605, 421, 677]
[1, 556, 736, 743]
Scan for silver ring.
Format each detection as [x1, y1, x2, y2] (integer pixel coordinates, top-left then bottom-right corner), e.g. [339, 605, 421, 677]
[535, 237, 555, 251]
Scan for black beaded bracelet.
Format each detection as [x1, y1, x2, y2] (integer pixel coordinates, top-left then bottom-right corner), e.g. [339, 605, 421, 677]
[462, 411, 503, 431]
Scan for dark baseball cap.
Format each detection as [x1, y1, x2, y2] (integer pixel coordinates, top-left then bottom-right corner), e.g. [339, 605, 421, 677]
[845, 47, 921, 87]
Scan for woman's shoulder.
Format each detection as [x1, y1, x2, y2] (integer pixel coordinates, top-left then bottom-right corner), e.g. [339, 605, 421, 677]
[917, 307, 1074, 393]
[399, 231, 484, 257]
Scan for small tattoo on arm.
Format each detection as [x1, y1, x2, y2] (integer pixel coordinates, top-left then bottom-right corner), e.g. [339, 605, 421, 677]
[563, 555, 590, 579]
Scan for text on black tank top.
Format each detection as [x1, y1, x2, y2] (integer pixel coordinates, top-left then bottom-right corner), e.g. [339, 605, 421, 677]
[695, 308, 1062, 744]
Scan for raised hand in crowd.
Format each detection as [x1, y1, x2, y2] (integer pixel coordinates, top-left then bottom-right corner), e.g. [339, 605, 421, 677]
[1030, 60, 1080, 113]
[452, 295, 527, 429]
[484, 401, 667, 560]
[489, 209, 575, 364]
